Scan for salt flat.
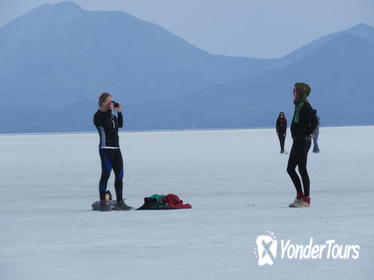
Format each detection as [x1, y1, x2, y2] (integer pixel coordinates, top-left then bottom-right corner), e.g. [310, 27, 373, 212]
[0, 127, 373, 280]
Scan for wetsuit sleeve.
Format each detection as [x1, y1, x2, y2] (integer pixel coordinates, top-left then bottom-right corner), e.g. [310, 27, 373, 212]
[305, 105, 318, 136]
[117, 112, 123, 128]
[276, 120, 280, 133]
[94, 110, 113, 129]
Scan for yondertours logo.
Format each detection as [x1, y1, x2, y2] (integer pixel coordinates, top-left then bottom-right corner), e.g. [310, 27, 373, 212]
[254, 231, 360, 266]
[255, 231, 278, 266]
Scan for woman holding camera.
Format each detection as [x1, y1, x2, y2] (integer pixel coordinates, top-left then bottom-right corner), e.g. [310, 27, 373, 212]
[93, 92, 132, 211]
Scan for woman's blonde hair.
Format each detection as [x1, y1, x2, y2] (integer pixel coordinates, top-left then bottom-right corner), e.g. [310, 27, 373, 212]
[98, 92, 112, 107]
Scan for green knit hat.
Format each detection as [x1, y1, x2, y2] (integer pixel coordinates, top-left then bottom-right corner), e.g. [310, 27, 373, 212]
[294, 82, 311, 101]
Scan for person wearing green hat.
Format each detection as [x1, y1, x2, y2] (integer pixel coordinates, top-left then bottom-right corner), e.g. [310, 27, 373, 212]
[287, 82, 318, 208]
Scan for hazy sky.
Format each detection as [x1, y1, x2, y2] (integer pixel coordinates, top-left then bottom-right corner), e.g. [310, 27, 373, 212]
[0, 0, 373, 58]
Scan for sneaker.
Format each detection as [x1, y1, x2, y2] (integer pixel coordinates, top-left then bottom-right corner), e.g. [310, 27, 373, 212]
[113, 199, 133, 211]
[302, 197, 311, 207]
[289, 197, 310, 208]
[289, 198, 304, 207]
[99, 200, 112, 211]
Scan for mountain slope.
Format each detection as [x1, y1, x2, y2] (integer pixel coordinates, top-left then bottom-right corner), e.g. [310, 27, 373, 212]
[122, 31, 374, 129]
[271, 23, 374, 68]
[0, 1, 271, 111]
[0, 2, 373, 132]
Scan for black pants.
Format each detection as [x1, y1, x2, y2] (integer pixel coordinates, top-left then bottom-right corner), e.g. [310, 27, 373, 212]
[278, 133, 286, 152]
[99, 148, 124, 201]
[287, 137, 311, 197]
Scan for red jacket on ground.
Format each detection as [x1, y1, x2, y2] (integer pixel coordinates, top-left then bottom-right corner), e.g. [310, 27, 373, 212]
[162, 194, 192, 209]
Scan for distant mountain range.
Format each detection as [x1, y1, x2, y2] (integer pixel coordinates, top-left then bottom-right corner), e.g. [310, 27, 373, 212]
[0, 1, 373, 132]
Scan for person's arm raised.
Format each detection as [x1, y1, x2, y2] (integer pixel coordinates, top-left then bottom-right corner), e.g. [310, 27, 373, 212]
[116, 104, 123, 128]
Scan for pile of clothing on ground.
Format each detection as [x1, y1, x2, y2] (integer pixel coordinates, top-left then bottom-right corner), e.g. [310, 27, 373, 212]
[92, 191, 192, 211]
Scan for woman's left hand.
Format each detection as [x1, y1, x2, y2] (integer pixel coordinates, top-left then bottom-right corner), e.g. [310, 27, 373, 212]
[116, 104, 122, 113]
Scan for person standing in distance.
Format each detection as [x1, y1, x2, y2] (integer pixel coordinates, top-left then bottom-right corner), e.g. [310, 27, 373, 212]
[287, 83, 318, 208]
[276, 112, 287, 153]
[312, 109, 321, 153]
[93, 92, 133, 211]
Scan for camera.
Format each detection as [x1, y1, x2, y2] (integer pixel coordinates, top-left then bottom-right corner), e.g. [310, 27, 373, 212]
[111, 101, 120, 108]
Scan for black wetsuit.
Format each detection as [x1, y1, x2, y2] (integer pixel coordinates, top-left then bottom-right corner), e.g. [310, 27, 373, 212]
[276, 118, 287, 152]
[287, 102, 318, 197]
[93, 109, 124, 201]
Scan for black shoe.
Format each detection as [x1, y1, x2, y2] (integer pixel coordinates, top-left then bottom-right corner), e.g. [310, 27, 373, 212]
[113, 199, 133, 211]
[99, 200, 112, 211]
[137, 197, 157, 210]
[104, 190, 113, 200]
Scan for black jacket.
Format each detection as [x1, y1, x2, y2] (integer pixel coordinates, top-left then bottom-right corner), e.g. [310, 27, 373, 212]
[276, 118, 287, 134]
[291, 102, 318, 139]
[93, 109, 123, 148]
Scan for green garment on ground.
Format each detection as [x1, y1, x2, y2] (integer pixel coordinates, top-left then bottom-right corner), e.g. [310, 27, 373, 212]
[149, 194, 167, 208]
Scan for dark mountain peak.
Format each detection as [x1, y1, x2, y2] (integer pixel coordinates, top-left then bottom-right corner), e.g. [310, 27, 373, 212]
[40, 1, 82, 11]
[27, 1, 83, 20]
[345, 23, 374, 43]
[0, 1, 83, 30]
[348, 23, 373, 32]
